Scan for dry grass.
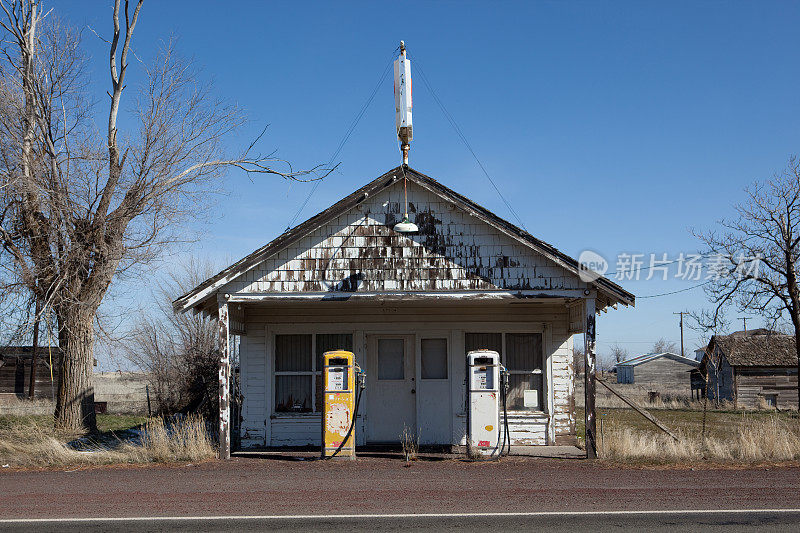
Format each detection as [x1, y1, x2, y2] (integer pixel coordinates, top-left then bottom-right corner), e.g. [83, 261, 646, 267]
[0, 397, 54, 416]
[590, 394, 708, 410]
[400, 424, 419, 465]
[599, 413, 800, 463]
[0, 415, 215, 469]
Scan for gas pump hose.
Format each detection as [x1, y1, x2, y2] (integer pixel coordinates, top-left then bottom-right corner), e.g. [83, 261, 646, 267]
[501, 375, 511, 457]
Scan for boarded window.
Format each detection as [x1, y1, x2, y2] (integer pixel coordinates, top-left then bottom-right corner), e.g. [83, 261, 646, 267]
[378, 338, 405, 380]
[421, 338, 448, 379]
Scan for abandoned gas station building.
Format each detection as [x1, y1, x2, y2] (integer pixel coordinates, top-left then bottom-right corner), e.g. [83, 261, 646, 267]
[174, 166, 634, 454]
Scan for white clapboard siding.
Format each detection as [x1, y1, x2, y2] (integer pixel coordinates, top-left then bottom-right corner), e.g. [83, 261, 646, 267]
[550, 326, 576, 444]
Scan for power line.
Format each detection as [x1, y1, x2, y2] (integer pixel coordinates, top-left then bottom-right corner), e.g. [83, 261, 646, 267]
[637, 280, 710, 299]
[413, 59, 528, 232]
[285, 54, 395, 231]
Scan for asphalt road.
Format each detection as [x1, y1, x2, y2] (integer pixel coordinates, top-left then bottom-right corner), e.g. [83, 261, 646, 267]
[2, 511, 800, 532]
[2, 454, 800, 530]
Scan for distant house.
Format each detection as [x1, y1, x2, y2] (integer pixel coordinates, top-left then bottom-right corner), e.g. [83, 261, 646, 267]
[615, 352, 700, 394]
[701, 329, 798, 409]
[0, 346, 61, 400]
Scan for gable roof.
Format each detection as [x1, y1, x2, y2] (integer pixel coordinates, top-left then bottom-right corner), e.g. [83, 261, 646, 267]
[617, 352, 700, 368]
[708, 330, 797, 367]
[174, 166, 635, 313]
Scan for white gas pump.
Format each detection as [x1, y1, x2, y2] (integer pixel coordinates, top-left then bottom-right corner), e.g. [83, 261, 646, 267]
[467, 350, 510, 459]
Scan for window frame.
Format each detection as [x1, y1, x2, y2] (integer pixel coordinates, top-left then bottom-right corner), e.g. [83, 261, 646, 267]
[465, 330, 547, 414]
[271, 329, 355, 415]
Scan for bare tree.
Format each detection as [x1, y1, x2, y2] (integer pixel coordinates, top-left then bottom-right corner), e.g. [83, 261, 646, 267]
[0, 1, 330, 431]
[694, 156, 800, 410]
[573, 345, 585, 376]
[610, 343, 628, 364]
[652, 338, 678, 354]
[124, 259, 219, 419]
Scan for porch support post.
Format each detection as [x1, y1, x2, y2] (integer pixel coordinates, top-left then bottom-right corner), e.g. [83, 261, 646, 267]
[583, 296, 597, 459]
[218, 296, 231, 460]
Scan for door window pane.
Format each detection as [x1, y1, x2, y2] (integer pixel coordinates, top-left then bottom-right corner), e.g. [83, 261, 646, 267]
[421, 338, 448, 379]
[275, 334, 312, 371]
[378, 338, 404, 380]
[275, 375, 312, 412]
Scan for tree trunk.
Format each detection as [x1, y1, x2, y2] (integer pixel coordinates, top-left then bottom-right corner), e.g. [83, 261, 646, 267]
[54, 306, 97, 432]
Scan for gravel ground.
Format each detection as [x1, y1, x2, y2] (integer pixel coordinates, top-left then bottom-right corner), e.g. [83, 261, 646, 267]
[1, 455, 799, 519]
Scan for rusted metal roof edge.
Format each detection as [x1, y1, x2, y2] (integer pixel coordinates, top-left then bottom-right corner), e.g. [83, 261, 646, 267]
[173, 165, 635, 313]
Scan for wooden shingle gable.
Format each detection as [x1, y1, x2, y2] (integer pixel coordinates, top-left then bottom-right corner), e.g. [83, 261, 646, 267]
[174, 166, 634, 313]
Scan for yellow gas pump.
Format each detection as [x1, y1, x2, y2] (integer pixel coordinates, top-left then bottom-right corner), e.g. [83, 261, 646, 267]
[322, 350, 359, 459]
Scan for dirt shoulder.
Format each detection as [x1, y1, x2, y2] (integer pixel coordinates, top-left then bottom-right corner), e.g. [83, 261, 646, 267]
[1, 455, 799, 518]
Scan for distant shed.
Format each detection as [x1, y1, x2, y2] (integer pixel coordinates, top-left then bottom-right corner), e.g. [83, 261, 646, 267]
[702, 330, 798, 409]
[0, 346, 61, 400]
[616, 352, 700, 392]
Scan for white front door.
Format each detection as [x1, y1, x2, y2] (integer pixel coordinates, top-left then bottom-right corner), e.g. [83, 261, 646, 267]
[416, 335, 452, 445]
[366, 335, 416, 443]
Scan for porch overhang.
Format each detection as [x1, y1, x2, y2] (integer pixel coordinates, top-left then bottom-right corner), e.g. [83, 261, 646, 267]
[188, 288, 614, 320]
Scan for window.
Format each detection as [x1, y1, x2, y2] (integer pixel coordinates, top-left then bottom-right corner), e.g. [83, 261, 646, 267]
[377, 338, 405, 380]
[763, 393, 777, 407]
[464, 333, 502, 354]
[465, 332, 544, 412]
[421, 338, 448, 379]
[274, 333, 353, 413]
[274, 335, 312, 412]
[505, 333, 543, 410]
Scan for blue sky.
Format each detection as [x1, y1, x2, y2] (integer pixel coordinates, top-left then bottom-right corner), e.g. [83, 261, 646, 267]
[56, 1, 800, 368]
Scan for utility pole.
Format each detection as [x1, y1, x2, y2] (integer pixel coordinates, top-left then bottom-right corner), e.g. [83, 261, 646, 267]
[738, 317, 748, 332]
[673, 312, 685, 358]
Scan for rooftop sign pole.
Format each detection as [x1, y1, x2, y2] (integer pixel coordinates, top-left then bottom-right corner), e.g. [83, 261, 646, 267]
[393, 40, 418, 233]
[394, 40, 413, 165]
